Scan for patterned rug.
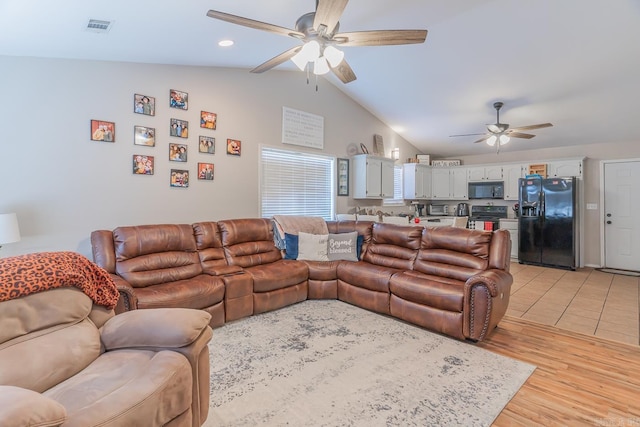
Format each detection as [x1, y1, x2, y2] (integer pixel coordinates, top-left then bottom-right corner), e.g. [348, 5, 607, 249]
[205, 300, 535, 426]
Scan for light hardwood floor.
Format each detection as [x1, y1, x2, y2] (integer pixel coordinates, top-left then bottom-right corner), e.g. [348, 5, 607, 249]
[480, 264, 640, 425]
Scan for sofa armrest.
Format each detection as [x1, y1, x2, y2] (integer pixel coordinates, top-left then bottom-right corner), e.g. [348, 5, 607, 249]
[463, 269, 513, 341]
[110, 274, 137, 313]
[100, 308, 212, 351]
[0, 386, 67, 427]
[464, 269, 512, 299]
[202, 264, 244, 276]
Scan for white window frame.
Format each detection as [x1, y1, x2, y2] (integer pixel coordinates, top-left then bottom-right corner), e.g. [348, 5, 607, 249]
[383, 164, 405, 206]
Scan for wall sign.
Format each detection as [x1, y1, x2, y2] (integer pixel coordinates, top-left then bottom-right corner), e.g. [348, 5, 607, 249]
[431, 159, 461, 167]
[282, 107, 324, 150]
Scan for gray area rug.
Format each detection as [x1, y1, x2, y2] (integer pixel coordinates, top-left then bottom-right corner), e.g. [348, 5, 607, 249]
[205, 300, 535, 426]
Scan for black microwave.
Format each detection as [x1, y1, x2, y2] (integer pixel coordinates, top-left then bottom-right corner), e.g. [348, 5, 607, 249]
[468, 181, 504, 199]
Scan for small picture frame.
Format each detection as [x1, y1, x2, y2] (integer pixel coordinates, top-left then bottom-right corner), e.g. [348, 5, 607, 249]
[198, 163, 214, 180]
[200, 111, 217, 130]
[170, 169, 189, 188]
[169, 89, 188, 110]
[169, 143, 188, 162]
[337, 158, 349, 196]
[170, 118, 189, 138]
[91, 120, 115, 142]
[134, 125, 155, 147]
[133, 155, 154, 175]
[227, 139, 241, 156]
[199, 136, 215, 154]
[134, 94, 155, 116]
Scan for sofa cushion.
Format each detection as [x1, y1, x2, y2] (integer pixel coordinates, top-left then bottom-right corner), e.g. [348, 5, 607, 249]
[362, 223, 422, 270]
[218, 219, 282, 267]
[192, 221, 228, 270]
[390, 270, 465, 312]
[337, 261, 399, 293]
[0, 386, 67, 427]
[44, 350, 192, 427]
[246, 260, 308, 293]
[132, 274, 224, 310]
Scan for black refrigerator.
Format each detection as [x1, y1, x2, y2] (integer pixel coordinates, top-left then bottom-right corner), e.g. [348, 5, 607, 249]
[518, 177, 576, 270]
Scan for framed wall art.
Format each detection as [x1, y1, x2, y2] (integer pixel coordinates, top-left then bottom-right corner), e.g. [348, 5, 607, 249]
[198, 163, 214, 180]
[169, 143, 188, 162]
[169, 89, 188, 110]
[200, 111, 217, 129]
[199, 136, 215, 154]
[170, 118, 189, 138]
[90, 120, 115, 142]
[134, 125, 155, 147]
[337, 158, 349, 196]
[226, 139, 241, 156]
[132, 155, 154, 175]
[134, 94, 155, 116]
[170, 169, 189, 188]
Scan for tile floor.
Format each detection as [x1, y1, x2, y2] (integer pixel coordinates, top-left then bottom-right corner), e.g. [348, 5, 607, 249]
[507, 262, 640, 346]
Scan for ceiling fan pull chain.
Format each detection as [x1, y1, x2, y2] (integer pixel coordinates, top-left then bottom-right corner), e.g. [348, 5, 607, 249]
[315, 74, 319, 92]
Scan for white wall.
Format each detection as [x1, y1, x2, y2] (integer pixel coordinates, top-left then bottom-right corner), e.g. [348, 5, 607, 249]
[0, 56, 418, 258]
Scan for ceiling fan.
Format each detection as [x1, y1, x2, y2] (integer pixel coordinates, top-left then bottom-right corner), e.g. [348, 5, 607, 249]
[450, 102, 553, 152]
[206, 0, 428, 84]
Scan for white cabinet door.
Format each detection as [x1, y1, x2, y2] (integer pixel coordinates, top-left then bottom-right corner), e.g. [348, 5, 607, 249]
[451, 168, 468, 199]
[431, 168, 451, 199]
[467, 165, 503, 181]
[548, 160, 582, 178]
[467, 167, 486, 182]
[381, 158, 395, 198]
[503, 163, 526, 200]
[485, 165, 504, 180]
[353, 155, 395, 199]
[403, 164, 431, 199]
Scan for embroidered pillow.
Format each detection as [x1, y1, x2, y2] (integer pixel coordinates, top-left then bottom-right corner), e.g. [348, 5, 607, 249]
[297, 232, 329, 261]
[327, 232, 359, 261]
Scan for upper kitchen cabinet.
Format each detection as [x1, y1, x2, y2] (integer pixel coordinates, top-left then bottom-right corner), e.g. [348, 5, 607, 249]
[503, 163, 527, 200]
[403, 163, 431, 199]
[467, 165, 504, 182]
[431, 167, 468, 200]
[353, 154, 395, 199]
[547, 159, 583, 179]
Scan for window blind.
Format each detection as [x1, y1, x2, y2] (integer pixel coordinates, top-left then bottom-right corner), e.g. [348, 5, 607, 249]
[383, 164, 404, 205]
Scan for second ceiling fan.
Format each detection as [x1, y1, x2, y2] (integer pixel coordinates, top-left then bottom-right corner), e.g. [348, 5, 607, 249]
[206, 0, 428, 84]
[450, 102, 553, 152]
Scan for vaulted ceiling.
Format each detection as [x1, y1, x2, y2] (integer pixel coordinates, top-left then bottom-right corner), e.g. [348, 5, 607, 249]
[1, 0, 638, 157]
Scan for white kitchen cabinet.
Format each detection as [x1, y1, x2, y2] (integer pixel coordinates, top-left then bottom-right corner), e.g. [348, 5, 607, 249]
[503, 163, 527, 200]
[403, 163, 431, 199]
[499, 219, 519, 259]
[353, 154, 395, 199]
[547, 159, 582, 179]
[431, 167, 468, 200]
[467, 165, 503, 181]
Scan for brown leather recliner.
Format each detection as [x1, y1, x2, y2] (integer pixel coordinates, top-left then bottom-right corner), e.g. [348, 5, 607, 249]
[91, 224, 226, 327]
[0, 287, 212, 427]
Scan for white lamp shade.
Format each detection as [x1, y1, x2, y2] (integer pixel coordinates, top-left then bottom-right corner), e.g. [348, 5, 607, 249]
[0, 213, 20, 245]
[300, 40, 320, 62]
[499, 134, 511, 144]
[291, 50, 308, 71]
[486, 135, 497, 146]
[313, 56, 330, 75]
[324, 45, 344, 68]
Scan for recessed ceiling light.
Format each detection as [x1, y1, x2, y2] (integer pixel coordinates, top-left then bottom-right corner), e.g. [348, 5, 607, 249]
[218, 40, 234, 47]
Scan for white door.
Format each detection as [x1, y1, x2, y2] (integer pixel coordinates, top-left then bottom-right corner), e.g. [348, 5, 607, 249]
[604, 161, 640, 270]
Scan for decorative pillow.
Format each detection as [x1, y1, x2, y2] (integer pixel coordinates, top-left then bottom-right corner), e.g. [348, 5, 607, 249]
[297, 232, 329, 261]
[327, 232, 359, 261]
[284, 233, 299, 260]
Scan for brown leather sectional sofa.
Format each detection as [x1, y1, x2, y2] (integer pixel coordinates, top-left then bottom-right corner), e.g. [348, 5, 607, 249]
[91, 218, 513, 342]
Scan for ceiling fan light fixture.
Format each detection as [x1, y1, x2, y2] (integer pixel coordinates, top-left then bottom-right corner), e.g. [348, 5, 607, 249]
[291, 50, 308, 71]
[499, 134, 510, 144]
[486, 135, 497, 146]
[324, 45, 344, 67]
[313, 56, 330, 75]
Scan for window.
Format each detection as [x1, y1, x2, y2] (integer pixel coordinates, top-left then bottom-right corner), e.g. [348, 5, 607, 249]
[260, 146, 335, 220]
[383, 165, 404, 206]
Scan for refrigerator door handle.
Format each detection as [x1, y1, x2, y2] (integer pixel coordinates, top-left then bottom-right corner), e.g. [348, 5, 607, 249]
[540, 190, 545, 217]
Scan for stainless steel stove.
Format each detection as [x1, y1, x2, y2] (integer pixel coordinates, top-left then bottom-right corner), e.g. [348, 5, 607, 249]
[468, 205, 508, 231]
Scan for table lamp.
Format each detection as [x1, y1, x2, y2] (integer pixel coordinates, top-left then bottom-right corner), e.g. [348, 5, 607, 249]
[0, 213, 21, 249]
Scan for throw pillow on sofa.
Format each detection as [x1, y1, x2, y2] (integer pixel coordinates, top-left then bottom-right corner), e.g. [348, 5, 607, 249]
[327, 232, 359, 262]
[297, 232, 329, 261]
[284, 232, 364, 261]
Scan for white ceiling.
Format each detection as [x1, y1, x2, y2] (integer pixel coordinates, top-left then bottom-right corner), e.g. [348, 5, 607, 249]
[1, 0, 639, 157]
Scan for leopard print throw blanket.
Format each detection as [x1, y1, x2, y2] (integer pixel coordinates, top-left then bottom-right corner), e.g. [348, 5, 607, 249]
[0, 251, 119, 309]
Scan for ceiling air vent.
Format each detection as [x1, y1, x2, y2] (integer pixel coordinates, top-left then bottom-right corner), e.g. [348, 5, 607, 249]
[85, 19, 113, 33]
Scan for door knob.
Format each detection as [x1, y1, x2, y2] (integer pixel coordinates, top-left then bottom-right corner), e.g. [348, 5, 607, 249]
[606, 221, 612, 224]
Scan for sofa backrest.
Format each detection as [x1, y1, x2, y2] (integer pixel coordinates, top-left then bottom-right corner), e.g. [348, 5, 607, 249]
[362, 223, 423, 270]
[192, 221, 228, 270]
[111, 224, 202, 288]
[0, 288, 102, 393]
[414, 227, 510, 281]
[217, 218, 282, 267]
[326, 220, 374, 257]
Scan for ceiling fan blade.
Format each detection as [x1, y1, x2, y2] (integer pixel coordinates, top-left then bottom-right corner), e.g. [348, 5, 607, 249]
[331, 58, 357, 83]
[473, 135, 492, 144]
[206, 10, 303, 38]
[449, 133, 487, 137]
[509, 123, 553, 132]
[507, 132, 536, 139]
[250, 46, 302, 74]
[314, 0, 349, 36]
[333, 30, 427, 47]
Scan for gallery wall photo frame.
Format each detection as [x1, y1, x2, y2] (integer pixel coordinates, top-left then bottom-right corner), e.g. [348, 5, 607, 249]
[169, 143, 188, 162]
[337, 158, 349, 196]
[90, 120, 115, 142]
[134, 94, 155, 116]
[133, 155, 154, 175]
[199, 136, 215, 154]
[226, 139, 241, 156]
[170, 118, 189, 138]
[197, 163, 214, 180]
[134, 125, 155, 147]
[200, 111, 217, 130]
[169, 89, 188, 110]
[170, 169, 189, 188]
